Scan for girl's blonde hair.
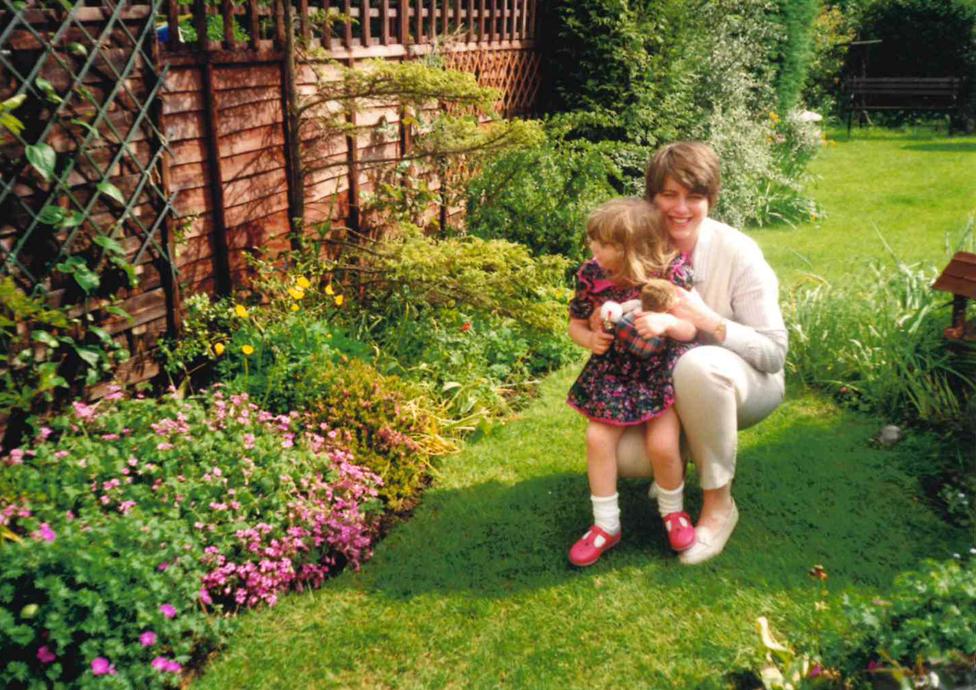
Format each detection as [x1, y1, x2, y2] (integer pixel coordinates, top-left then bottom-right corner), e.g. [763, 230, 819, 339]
[586, 197, 676, 286]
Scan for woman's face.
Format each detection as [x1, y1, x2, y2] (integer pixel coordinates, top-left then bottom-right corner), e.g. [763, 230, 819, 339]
[589, 238, 624, 272]
[653, 176, 709, 252]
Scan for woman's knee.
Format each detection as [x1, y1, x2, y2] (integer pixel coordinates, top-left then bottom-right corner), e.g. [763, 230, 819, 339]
[673, 347, 736, 404]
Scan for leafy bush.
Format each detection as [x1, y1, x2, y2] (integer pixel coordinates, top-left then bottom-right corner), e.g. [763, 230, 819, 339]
[0, 388, 382, 686]
[464, 133, 620, 265]
[802, 4, 858, 118]
[772, 0, 820, 114]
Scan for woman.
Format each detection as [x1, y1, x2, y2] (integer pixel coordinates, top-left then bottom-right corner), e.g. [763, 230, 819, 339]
[614, 141, 788, 565]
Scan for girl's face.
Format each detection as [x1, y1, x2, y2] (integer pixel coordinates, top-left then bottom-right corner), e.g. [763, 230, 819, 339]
[589, 238, 624, 272]
[653, 176, 709, 252]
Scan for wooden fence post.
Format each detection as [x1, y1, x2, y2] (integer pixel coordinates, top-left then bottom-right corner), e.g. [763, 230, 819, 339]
[281, 0, 306, 248]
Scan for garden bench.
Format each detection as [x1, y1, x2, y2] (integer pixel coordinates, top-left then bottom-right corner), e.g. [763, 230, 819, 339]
[845, 77, 961, 134]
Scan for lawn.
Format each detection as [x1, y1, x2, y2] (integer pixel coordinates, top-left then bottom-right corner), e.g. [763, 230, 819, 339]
[754, 126, 976, 286]
[195, 128, 975, 689]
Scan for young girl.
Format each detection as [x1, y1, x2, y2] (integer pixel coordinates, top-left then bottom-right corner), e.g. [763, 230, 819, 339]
[566, 197, 697, 567]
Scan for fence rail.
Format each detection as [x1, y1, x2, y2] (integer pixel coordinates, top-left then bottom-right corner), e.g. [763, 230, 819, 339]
[159, 0, 538, 55]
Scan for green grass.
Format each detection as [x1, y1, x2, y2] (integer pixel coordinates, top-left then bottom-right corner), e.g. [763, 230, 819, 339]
[752, 126, 976, 285]
[196, 371, 968, 689]
[195, 128, 975, 688]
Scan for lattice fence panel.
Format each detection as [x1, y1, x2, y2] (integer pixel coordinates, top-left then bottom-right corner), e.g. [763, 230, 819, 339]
[0, 0, 177, 378]
[443, 46, 541, 116]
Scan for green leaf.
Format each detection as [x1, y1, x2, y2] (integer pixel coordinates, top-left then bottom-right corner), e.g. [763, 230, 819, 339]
[35, 77, 62, 105]
[55, 256, 100, 293]
[104, 304, 133, 322]
[67, 42, 88, 57]
[89, 326, 113, 346]
[111, 256, 138, 287]
[93, 234, 125, 255]
[2, 93, 26, 112]
[73, 345, 102, 368]
[31, 330, 60, 348]
[70, 118, 100, 140]
[25, 142, 56, 182]
[59, 210, 85, 228]
[38, 205, 67, 225]
[96, 181, 125, 206]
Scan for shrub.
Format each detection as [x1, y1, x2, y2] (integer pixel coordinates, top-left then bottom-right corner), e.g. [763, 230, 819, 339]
[784, 260, 976, 428]
[464, 133, 620, 265]
[802, 4, 858, 118]
[772, 0, 820, 114]
[0, 388, 382, 686]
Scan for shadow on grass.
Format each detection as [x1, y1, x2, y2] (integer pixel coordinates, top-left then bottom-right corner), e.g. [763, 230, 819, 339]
[360, 408, 966, 602]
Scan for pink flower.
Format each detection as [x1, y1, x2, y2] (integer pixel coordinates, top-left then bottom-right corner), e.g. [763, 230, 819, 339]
[37, 646, 56, 664]
[33, 523, 56, 543]
[199, 587, 213, 605]
[159, 603, 177, 619]
[157, 561, 170, 572]
[809, 664, 823, 678]
[39, 426, 53, 441]
[7, 448, 24, 465]
[151, 656, 182, 673]
[91, 657, 116, 676]
[867, 660, 880, 671]
[156, 442, 174, 451]
[139, 631, 157, 647]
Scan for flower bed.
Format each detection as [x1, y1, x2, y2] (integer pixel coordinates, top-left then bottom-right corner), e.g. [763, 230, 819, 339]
[0, 387, 382, 687]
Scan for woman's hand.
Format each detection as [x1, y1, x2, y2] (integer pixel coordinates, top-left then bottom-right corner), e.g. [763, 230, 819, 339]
[670, 287, 721, 333]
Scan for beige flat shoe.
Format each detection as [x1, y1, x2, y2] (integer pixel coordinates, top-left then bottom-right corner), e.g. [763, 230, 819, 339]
[679, 500, 738, 566]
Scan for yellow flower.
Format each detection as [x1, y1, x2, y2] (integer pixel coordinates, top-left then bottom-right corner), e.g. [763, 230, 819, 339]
[234, 304, 249, 319]
[241, 344, 255, 356]
[287, 287, 305, 300]
[334, 295, 344, 306]
[296, 276, 311, 289]
[213, 342, 225, 356]
[325, 284, 335, 296]
[290, 303, 299, 312]
[769, 111, 780, 123]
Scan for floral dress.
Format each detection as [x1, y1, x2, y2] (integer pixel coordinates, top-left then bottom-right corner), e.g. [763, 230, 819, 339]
[567, 255, 695, 426]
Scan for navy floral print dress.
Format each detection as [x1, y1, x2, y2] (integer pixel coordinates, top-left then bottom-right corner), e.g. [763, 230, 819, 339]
[567, 255, 695, 426]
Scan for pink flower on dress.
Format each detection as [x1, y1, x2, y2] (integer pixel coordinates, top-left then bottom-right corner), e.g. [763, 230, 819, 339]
[37, 646, 56, 664]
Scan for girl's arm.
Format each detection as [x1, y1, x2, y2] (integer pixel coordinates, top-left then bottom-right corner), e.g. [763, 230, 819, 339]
[569, 318, 614, 355]
[633, 312, 697, 342]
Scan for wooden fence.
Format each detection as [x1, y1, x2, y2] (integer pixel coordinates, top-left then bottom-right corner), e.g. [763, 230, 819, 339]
[1, 0, 542, 397]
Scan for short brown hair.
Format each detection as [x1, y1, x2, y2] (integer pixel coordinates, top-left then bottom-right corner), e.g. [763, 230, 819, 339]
[586, 198, 676, 287]
[644, 141, 721, 208]
[640, 279, 678, 312]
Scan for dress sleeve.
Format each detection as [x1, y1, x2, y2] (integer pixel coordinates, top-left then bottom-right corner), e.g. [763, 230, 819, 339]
[569, 262, 596, 320]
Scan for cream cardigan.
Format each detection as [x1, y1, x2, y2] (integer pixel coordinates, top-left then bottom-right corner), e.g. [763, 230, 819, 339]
[689, 218, 788, 375]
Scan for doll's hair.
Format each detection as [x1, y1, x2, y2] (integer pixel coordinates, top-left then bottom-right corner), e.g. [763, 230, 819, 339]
[585, 198, 677, 287]
[644, 141, 721, 208]
[640, 279, 678, 312]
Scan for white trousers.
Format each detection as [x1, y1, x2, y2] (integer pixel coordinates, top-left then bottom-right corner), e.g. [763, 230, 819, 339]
[616, 346, 785, 488]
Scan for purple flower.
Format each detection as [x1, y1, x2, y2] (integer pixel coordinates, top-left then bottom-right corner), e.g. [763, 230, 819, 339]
[809, 664, 823, 678]
[165, 659, 183, 673]
[36, 646, 56, 664]
[151, 656, 169, 671]
[157, 562, 170, 572]
[159, 603, 177, 619]
[139, 631, 157, 647]
[91, 657, 116, 676]
[34, 523, 56, 543]
[199, 587, 213, 605]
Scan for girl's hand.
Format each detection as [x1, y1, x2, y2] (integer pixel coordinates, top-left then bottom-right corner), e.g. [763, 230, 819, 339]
[590, 330, 614, 355]
[634, 311, 676, 339]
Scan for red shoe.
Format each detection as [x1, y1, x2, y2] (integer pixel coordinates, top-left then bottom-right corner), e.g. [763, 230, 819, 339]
[568, 525, 621, 567]
[663, 512, 695, 552]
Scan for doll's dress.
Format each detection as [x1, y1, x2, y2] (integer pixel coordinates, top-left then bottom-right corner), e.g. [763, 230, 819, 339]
[566, 255, 695, 426]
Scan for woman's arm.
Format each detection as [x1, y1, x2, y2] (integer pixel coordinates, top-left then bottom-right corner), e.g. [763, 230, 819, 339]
[569, 317, 614, 355]
[670, 255, 787, 373]
[632, 312, 697, 343]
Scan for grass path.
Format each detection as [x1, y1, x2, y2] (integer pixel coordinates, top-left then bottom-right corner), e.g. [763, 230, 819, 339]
[197, 128, 974, 688]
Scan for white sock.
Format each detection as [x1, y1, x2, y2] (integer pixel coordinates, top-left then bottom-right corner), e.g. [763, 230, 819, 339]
[656, 483, 685, 517]
[591, 493, 620, 535]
